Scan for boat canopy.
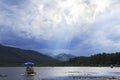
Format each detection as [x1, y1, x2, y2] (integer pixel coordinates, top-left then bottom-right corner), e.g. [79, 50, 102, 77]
[24, 62, 34, 65]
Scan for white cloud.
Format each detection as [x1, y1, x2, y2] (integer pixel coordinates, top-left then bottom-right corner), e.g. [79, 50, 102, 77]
[0, 0, 114, 41]
[0, 0, 120, 55]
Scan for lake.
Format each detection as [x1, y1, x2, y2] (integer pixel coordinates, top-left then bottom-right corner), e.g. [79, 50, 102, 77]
[0, 67, 120, 80]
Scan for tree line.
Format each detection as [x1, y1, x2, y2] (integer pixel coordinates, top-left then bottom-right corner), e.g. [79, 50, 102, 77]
[64, 52, 120, 66]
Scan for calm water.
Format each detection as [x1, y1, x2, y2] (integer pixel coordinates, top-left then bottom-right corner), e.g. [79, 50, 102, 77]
[0, 67, 120, 80]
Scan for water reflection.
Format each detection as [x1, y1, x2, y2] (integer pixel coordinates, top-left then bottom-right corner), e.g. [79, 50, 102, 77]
[0, 74, 119, 80]
[0, 67, 120, 80]
[41, 75, 118, 80]
[23, 77, 35, 80]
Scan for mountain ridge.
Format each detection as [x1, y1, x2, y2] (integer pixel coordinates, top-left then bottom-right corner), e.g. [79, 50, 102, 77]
[0, 44, 58, 66]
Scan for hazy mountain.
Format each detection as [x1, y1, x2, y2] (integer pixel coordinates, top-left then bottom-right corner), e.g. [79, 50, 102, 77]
[53, 53, 76, 61]
[0, 44, 58, 66]
[45, 53, 55, 57]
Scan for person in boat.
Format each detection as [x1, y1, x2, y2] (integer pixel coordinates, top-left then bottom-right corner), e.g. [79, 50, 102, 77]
[26, 65, 34, 74]
[110, 64, 113, 68]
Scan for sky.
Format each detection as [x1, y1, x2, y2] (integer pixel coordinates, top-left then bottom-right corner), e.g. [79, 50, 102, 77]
[0, 0, 120, 56]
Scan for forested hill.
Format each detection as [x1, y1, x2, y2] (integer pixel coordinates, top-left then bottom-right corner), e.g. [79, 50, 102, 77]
[0, 44, 58, 66]
[61, 52, 120, 66]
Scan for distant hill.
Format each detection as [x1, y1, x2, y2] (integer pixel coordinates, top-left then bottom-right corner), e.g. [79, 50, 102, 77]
[0, 44, 59, 66]
[53, 53, 76, 61]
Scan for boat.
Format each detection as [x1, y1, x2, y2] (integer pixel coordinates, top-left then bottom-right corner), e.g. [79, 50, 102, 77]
[22, 61, 36, 76]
